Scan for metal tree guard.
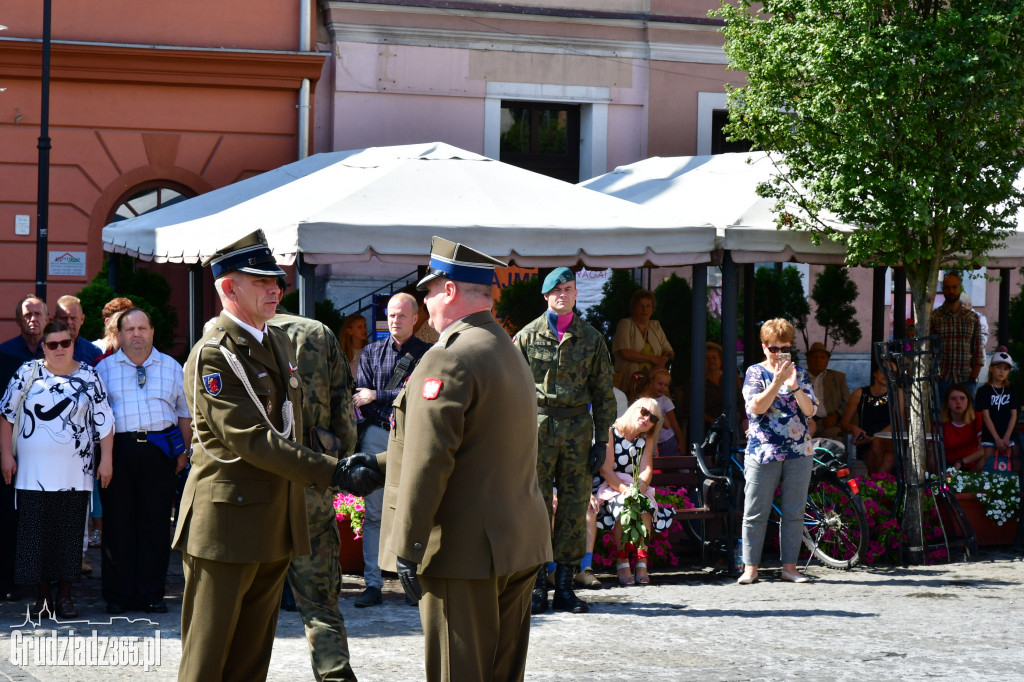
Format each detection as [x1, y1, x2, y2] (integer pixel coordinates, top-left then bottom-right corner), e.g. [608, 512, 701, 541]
[876, 335, 977, 564]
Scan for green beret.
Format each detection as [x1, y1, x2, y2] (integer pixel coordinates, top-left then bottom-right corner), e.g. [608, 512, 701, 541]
[542, 267, 575, 294]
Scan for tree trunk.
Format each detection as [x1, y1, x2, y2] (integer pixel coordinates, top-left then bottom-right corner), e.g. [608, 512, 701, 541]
[902, 259, 941, 563]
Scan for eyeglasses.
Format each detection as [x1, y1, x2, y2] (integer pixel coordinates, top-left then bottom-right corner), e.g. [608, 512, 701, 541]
[43, 339, 73, 350]
[136, 365, 147, 388]
[766, 345, 794, 354]
[640, 407, 660, 425]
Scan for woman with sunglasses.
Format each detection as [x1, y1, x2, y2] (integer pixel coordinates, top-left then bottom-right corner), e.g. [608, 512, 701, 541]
[0, 321, 114, 618]
[737, 318, 817, 585]
[595, 397, 665, 586]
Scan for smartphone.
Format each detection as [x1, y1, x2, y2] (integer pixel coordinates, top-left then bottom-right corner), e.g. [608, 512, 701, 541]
[779, 352, 791, 362]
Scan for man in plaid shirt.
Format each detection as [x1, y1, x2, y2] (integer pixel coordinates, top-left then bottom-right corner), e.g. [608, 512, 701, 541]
[930, 272, 984, 400]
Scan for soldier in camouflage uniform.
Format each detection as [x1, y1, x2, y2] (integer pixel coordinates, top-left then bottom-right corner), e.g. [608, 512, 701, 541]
[512, 267, 615, 615]
[271, 294, 359, 682]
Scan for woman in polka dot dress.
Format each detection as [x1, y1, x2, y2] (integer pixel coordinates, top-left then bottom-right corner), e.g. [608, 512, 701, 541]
[595, 397, 668, 586]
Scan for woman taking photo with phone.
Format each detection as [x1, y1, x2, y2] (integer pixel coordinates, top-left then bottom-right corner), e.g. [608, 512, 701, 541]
[0, 321, 114, 618]
[737, 318, 817, 585]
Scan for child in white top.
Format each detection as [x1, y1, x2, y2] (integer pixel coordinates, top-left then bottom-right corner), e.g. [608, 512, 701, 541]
[648, 368, 684, 457]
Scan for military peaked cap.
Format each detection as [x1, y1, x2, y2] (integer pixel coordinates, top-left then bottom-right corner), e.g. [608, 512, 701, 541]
[416, 236, 506, 290]
[204, 229, 286, 279]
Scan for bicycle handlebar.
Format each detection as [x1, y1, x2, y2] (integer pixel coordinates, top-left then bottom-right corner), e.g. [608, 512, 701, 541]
[692, 415, 731, 484]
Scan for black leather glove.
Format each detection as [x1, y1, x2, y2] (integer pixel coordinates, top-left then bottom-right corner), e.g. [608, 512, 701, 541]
[331, 453, 385, 496]
[588, 442, 607, 476]
[396, 556, 422, 604]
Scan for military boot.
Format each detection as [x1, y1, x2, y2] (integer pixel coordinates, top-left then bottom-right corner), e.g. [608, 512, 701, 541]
[552, 564, 588, 614]
[531, 566, 549, 614]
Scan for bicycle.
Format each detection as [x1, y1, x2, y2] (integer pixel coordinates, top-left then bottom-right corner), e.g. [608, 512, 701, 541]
[691, 416, 869, 571]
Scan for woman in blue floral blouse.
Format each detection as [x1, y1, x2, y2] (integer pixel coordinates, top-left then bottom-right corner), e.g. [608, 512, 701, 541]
[736, 318, 817, 585]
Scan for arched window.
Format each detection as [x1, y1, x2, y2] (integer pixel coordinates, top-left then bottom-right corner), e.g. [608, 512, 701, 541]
[107, 181, 196, 223]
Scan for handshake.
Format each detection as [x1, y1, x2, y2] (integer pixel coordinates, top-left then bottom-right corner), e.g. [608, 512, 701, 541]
[331, 453, 385, 496]
[309, 426, 385, 496]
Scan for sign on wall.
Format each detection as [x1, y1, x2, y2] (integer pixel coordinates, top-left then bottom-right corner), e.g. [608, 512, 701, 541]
[49, 251, 86, 277]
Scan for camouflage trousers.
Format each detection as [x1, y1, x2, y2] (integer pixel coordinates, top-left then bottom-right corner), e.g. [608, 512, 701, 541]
[287, 487, 356, 682]
[537, 413, 593, 564]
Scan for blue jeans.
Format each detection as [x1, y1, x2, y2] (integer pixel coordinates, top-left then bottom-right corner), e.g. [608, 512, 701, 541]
[359, 424, 389, 589]
[741, 454, 813, 566]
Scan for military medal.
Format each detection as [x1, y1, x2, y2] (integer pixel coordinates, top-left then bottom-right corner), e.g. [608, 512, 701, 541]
[289, 376, 299, 388]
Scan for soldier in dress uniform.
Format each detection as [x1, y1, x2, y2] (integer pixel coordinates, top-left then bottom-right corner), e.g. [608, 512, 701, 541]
[270, 287, 359, 682]
[173, 230, 375, 682]
[512, 267, 616, 614]
[346, 236, 552, 682]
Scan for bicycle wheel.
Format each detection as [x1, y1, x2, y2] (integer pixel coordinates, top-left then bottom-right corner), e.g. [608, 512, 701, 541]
[802, 480, 868, 569]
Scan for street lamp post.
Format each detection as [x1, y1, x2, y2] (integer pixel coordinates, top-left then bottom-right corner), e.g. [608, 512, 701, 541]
[35, 0, 51, 302]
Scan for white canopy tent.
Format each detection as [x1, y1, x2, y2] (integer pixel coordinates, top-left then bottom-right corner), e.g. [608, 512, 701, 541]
[580, 151, 852, 264]
[101, 142, 716, 270]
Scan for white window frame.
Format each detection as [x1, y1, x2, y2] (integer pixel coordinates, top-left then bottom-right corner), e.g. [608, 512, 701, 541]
[484, 82, 609, 182]
[696, 91, 728, 157]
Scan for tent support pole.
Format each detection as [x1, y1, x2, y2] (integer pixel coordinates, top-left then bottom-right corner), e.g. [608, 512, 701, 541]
[721, 251, 739, 450]
[893, 268, 907, 338]
[742, 264, 755, 369]
[188, 263, 203, 349]
[872, 267, 886, 349]
[298, 253, 315, 317]
[998, 268, 1010, 348]
[688, 264, 707, 449]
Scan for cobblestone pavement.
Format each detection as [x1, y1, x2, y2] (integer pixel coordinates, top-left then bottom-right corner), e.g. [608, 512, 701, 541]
[3, 546, 1024, 681]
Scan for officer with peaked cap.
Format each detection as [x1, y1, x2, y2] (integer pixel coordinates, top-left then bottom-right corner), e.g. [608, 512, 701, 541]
[173, 229, 380, 682]
[350, 236, 551, 681]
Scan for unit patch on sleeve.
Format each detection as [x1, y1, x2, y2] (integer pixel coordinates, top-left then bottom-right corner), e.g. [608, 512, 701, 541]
[422, 378, 443, 400]
[202, 373, 223, 396]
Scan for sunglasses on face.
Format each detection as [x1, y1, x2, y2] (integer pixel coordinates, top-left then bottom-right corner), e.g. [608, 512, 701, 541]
[640, 407, 660, 425]
[44, 339, 73, 350]
[765, 345, 794, 354]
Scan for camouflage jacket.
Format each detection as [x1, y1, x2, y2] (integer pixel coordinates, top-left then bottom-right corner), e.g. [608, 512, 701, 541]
[512, 311, 616, 442]
[270, 312, 357, 457]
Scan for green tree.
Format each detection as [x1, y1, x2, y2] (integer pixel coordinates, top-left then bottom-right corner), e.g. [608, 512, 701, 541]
[654, 274, 694, 385]
[752, 265, 809, 341]
[584, 270, 641, 343]
[810, 265, 861, 353]
[1000, 269, 1024, 389]
[77, 256, 177, 351]
[713, 0, 1024, 561]
[280, 290, 344, 334]
[494, 273, 544, 335]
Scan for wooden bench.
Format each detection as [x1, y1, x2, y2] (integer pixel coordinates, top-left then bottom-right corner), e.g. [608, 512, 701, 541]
[652, 455, 738, 570]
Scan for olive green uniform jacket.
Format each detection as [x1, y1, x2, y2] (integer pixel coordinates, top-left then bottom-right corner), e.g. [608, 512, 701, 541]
[513, 312, 617, 440]
[378, 311, 551, 578]
[173, 313, 337, 563]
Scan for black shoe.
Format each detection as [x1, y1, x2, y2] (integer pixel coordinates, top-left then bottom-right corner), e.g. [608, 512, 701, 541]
[530, 567, 548, 615]
[55, 597, 79, 619]
[354, 586, 382, 608]
[106, 602, 129, 615]
[142, 600, 168, 614]
[1, 589, 18, 602]
[31, 597, 52, 619]
[552, 564, 588, 614]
